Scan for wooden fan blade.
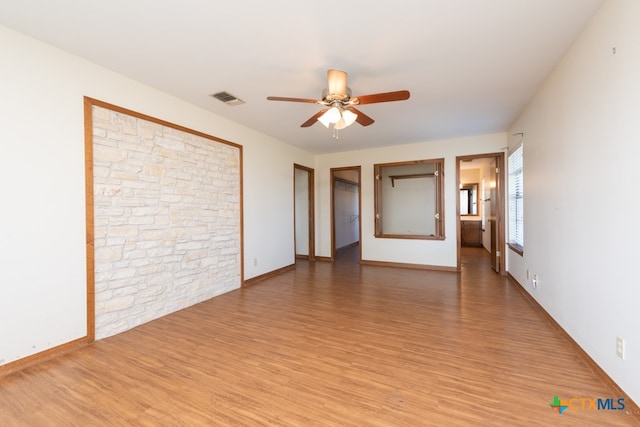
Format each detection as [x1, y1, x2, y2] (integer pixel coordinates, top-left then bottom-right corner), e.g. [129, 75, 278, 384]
[347, 107, 375, 126]
[267, 96, 318, 104]
[301, 109, 328, 127]
[355, 90, 410, 105]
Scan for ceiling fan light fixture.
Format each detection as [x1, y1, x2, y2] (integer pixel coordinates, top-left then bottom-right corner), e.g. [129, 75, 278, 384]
[341, 109, 358, 127]
[317, 106, 341, 127]
[333, 117, 347, 130]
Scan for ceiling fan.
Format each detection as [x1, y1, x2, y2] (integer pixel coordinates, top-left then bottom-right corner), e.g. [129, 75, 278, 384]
[267, 69, 410, 137]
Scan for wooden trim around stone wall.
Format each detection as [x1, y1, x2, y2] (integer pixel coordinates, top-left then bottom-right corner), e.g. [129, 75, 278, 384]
[84, 99, 96, 342]
[83, 96, 244, 340]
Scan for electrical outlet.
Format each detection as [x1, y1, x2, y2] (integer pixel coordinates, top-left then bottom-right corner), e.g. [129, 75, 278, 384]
[616, 336, 625, 360]
[526, 270, 530, 280]
[532, 274, 538, 288]
[253, 258, 258, 267]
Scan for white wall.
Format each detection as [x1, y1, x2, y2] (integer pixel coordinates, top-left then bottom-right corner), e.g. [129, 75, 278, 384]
[0, 25, 312, 365]
[315, 133, 506, 267]
[507, 0, 640, 404]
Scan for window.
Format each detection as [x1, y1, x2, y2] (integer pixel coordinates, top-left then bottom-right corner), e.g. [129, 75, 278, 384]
[508, 144, 524, 254]
[374, 159, 444, 239]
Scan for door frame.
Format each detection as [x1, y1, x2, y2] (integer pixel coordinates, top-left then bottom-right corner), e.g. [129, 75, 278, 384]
[330, 166, 362, 261]
[294, 163, 315, 260]
[456, 152, 506, 274]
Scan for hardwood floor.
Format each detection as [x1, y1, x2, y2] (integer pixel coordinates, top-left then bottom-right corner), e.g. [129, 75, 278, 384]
[1, 247, 638, 426]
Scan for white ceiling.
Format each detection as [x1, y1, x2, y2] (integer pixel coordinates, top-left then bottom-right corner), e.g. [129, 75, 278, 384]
[0, 0, 603, 154]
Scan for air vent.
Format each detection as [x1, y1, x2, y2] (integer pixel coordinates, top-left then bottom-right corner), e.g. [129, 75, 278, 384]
[210, 91, 245, 106]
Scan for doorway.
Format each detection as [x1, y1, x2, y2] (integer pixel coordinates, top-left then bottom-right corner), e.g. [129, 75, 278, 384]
[456, 153, 505, 273]
[294, 164, 315, 260]
[331, 166, 361, 262]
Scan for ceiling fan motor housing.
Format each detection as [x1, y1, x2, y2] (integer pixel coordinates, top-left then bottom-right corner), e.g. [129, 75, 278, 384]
[322, 87, 352, 103]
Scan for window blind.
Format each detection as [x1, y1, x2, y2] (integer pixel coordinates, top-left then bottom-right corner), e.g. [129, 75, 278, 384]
[508, 144, 524, 250]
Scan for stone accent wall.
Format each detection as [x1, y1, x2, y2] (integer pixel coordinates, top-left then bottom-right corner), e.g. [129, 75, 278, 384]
[91, 106, 241, 339]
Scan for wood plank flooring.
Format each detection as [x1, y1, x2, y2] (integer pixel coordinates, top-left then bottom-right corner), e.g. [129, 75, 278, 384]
[1, 247, 638, 426]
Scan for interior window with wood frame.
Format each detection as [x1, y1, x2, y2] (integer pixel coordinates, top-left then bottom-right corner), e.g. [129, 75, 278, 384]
[374, 159, 444, 239]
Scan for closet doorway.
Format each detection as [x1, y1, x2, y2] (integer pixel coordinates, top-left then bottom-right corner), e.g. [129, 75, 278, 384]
[331, 166, 361, 262]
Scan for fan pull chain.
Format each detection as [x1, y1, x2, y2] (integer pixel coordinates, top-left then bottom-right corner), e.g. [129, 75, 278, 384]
[332, 128, 339, 140]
